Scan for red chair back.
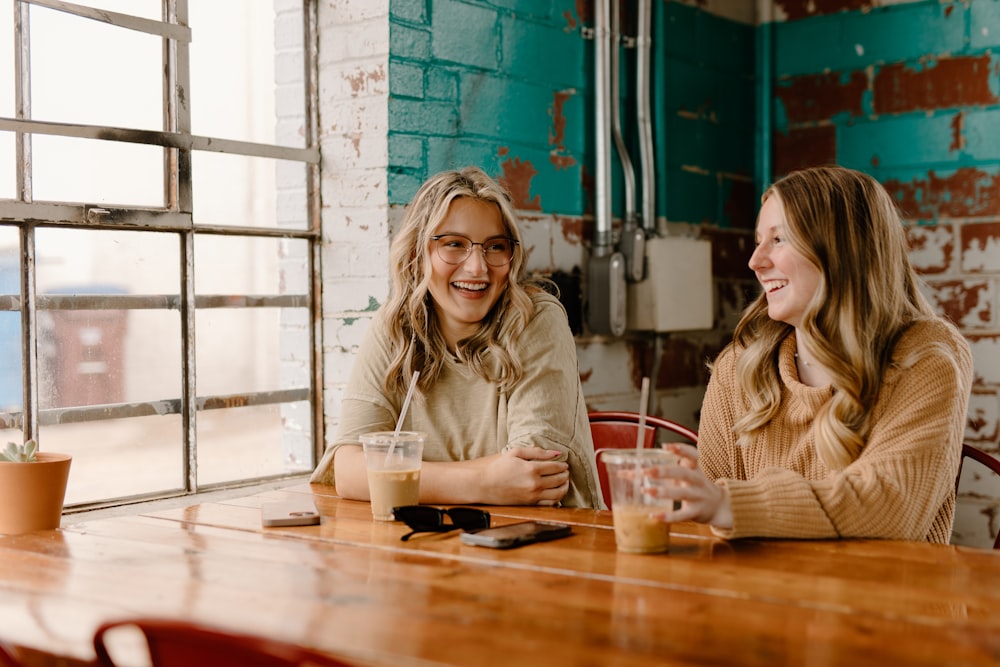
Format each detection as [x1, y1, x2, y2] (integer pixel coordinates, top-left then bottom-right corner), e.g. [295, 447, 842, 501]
[93, 618, 356, 667]
[956, 444, 1000, 550]
[588, 411, 698, 509]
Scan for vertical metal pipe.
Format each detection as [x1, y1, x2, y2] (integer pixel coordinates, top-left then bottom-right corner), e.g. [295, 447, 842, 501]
[611, 0, 645, 283]
[593, 0, 613, 255]
[636, 0, 656, 235]
[755, 0, 774, 199]
[587, 1, 627, 336]
[610, 0, 635, 226]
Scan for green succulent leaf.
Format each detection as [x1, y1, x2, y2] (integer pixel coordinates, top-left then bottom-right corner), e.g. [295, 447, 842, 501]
[1, 440, 38, 463]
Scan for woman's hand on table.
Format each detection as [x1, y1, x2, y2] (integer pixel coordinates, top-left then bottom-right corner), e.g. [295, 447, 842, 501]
[474, 446, 569, 506]
[651, 443, 733, 529]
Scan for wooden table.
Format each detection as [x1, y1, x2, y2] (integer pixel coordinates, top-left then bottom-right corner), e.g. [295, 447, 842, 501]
[0, 483, 998, 666]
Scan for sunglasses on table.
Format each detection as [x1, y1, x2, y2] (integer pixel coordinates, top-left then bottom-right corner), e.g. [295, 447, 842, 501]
[393, 506, 491, 542]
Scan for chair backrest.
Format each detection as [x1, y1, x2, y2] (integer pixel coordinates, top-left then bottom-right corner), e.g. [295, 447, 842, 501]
[93, 618, 356, 667]
[0, 642, 22, 667]
[956, 444, 1000, 550]
[588, 411, 698, 509]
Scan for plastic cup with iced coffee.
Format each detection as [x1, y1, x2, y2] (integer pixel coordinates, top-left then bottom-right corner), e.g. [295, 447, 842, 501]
[601, 448, 680, 554]
[361, 431, 425, 521]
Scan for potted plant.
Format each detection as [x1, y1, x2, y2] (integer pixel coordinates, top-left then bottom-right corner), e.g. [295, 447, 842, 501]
[0, 439, 72, 535]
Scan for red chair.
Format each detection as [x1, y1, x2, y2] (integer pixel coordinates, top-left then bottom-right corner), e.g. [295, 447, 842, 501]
[588, 411, 698, 509]
[93, 618, 356, 667]
[0, 642, 21, 667]
[956, 444, 1000, 550]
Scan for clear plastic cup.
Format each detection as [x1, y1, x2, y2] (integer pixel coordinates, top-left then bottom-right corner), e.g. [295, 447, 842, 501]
[600, 449, 680, 553]
[360, 431, 425, 521]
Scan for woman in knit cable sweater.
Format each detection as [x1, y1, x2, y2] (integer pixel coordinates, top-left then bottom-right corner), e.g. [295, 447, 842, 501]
[654, 165, 973, 543]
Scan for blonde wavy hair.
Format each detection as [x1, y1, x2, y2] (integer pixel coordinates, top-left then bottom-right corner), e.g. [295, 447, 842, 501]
[730, 165, 938, 469]
[382, 166, 547, 398]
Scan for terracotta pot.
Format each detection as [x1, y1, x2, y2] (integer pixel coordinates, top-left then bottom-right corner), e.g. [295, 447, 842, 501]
[0, 452, 72, 535]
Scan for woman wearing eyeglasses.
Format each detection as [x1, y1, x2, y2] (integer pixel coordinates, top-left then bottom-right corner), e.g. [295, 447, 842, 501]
[310, 166, 602, 509]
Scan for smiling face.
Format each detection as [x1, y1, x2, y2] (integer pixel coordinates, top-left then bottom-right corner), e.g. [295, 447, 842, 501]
[427, 197, 512, 349]
[749, 195, 823, 329]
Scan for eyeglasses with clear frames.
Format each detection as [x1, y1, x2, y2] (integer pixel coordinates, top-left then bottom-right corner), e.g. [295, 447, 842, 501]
[430, 233, 519, 267]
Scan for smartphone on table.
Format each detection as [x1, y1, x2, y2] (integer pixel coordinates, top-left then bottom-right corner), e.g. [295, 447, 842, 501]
[460, 521, 572, 549]
[261, 500, 321, 527]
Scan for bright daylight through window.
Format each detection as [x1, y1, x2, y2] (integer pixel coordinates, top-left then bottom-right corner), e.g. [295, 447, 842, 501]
[0, 0, 321, 508]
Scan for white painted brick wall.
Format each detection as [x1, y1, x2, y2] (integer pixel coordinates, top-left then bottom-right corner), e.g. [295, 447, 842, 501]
[317, 0, 391, 450]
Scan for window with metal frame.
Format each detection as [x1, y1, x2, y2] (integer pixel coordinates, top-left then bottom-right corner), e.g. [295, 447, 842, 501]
[0, 0, 322, 508]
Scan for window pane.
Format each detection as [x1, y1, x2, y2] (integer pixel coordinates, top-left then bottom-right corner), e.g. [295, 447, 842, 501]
[195, 235, 308, 294]
[36, 229, 181, 409]
[0, 231, 20, 411]
[48, 414, 184, 505]
[197, 403, 311, 485]
[36, 228, 179, 297]
[73, 1, 161, 20]
[0, 132, 13, 199]
[0, 8, 12, 118]
[32, 136, 164, 206]
[192, 152, 306, 230]
[37, 309, 180, 409]
[188, 2, 301, 148]
[196, 308, 309, 396]
[30, 7, 163, 131]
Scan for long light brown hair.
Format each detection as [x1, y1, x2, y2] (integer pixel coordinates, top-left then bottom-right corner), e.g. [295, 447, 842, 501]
[382, 167, 547, 398]
[730, 165, 939, 469]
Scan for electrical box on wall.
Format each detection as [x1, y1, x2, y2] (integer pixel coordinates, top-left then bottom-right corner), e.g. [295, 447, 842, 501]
[626, 236, 713, 332]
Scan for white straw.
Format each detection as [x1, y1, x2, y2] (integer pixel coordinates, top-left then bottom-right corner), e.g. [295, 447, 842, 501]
[635, 376, 650, 450]
[386, 371, 420, 465]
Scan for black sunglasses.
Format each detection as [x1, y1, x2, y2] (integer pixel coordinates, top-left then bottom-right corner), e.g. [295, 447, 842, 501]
[393, 506, 491, 541]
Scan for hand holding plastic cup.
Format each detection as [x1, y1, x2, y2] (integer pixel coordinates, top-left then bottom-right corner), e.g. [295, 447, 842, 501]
[361, 431, 425, 521]
[600, 448, 681, 554]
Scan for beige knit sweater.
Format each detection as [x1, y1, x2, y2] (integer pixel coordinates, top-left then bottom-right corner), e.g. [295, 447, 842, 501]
[698, 318, 973, 543]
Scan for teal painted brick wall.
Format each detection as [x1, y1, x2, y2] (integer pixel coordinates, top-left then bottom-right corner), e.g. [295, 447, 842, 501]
[388, 0, 590, 213]
[388, 0, 756, 230]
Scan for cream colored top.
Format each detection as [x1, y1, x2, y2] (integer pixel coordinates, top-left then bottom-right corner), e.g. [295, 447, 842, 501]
[311, 291, 602, 509]
[698, 318, 973, 543]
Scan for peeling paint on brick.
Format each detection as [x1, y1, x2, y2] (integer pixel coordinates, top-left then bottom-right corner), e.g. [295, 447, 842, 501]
[498, 155, 542, 210]
[343, 64, 387, 97]
[656, 338, 704, 389]
[883, 168, 1000, 219]
[967, 391, 999, 442]
[558, 215, 585, 245]
[549, 90, 578, 171]
[702, 228, 755, 281]
[630, 340, 654, 389]
[580, 165, 595, 216]
[772, 126, 837, 177]
[562, 10, 577, 31]
[906, 224, 953, 274]
[950, 112, 965, 153]
[962, 221, 1000, 272]
[927, 279, 992, 328]
[776, 71, 867, 124]
[773, 0, 873, 21]
[874, 56, 999, 115]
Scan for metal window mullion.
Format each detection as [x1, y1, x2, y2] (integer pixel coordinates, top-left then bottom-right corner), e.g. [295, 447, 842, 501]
[19, 224, 38, 443]
[167, 0, 197, 492]
[14, 1, 32, 203]
[303, 0, 323, 462]
[24, 0, 191, 41]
